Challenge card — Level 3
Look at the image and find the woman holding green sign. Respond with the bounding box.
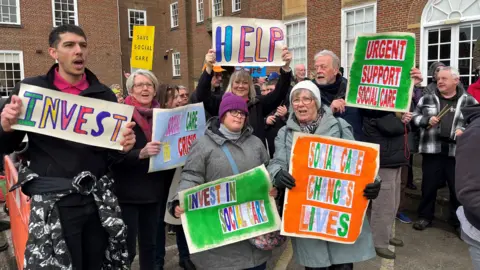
[171,93,278,270]
[267,80,381,270]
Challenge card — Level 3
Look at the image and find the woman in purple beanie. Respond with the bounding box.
[169,93,278,270]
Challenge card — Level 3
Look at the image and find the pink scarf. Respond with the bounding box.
[124,96,160,142]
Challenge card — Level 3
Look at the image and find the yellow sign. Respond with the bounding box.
[131,25,155,70]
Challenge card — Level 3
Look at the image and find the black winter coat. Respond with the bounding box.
[111,122,175,204]
[456,104,480,231]
[362,110,410,168]
[0,64,125,205]
[195,68,292,144]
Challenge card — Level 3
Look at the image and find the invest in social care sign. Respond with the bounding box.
[346,32,416,112]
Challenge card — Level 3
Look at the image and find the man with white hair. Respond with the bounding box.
[412,66,477,232]
[311,50,364,139]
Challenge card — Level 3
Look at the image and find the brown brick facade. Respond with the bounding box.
[0,0,122,89]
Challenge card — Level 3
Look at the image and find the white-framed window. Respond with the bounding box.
[128,9,147,39]
[0,51,24,98]
[0,0,20,25]
[212,0,223,17]
[341,3,376,79]
[232,0,241,12]
[170,2,179,28]
[52,0,78,27]
[286,19,307,75]
[421,0,480,87]
[196,0,204,23]
[172,52,181,77]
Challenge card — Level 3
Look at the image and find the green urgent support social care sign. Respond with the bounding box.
[178,165,281,253]
[346,32,416,112]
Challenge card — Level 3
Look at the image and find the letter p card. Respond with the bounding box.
[12,84,134,150]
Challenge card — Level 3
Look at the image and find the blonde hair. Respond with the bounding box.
[225,69,256,101]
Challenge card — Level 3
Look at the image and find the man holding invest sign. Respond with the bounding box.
[0,25,135,269]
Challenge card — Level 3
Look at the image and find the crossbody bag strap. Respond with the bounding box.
[220,144,240,175]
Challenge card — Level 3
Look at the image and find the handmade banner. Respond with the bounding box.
[148,103,206,172]
[131,25,155,70]
[345,32,416,112]
[282,133,379,244]
[213,17,286,67]
[179,165,281,253]
[12,84,134,150]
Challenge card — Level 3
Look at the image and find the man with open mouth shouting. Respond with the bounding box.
[0,24,136,269]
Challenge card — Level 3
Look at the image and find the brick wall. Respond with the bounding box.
[0,0,122,87]
[307,0,342,72]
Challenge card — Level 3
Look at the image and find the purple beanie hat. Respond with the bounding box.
[219,93,249,120]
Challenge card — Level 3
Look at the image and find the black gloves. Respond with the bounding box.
[364,176,382,200]
[273,170,296,189]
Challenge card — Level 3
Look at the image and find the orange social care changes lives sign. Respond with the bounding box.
[282,133,379,244]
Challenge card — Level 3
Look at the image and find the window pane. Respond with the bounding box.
[355,9,363,24]
[355,24,363,36]
[365,7,374,22]
[440,44,451,59]
[459,26,471,41]
[458,42,471,58]
[440,29,451,43]
[473,25,480,41]
[364,22,374,33]
[347,26,355,39]
[346,12,354,25]
[428,45,438,59]
[428,30,439,44]
[459,59,471,75]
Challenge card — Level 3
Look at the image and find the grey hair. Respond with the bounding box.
[126,69,159,93]
[437,66,460,80]
[177,85,187,91]
[314,50,340,69]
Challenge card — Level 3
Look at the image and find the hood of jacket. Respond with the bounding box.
[461,103,480,124]
[205,117,254,145]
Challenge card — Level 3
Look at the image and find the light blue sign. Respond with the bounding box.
[245,66,266,78]
[148,103,206,172]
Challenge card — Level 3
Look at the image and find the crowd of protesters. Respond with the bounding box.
[1,23,480,270]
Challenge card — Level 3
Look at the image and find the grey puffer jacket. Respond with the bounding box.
[268,105,376,268]
[173,117,271,270]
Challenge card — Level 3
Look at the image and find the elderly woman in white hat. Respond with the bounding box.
[267,80,381,270]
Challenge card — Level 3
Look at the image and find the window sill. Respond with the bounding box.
[232,10,241,14]
[172,75,181,78]
[170,26,179,31]
[0,23,23,29]
[196,21,204,26]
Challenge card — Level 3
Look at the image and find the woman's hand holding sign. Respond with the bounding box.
[1,95,23,132]
[139,141,162,159]
[120,122,136,152]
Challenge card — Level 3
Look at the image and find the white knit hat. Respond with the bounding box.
[290,80,322,108]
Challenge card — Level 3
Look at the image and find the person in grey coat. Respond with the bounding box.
[267,81,381,270]
[170,93,277,270]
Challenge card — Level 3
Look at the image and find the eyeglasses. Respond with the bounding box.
[134,82,154,89]
[292,97,314,105]
[228,110,246,118]
[178,93,189,99]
